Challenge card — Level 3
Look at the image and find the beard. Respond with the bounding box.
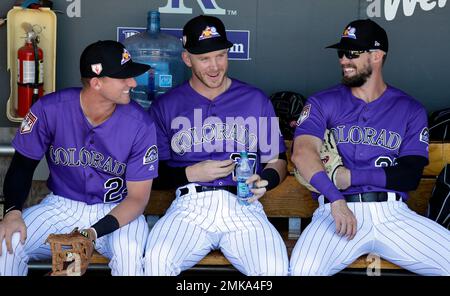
[341,64,373,87]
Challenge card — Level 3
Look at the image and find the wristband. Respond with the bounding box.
[91,214,120,239]
[309,171,344,203]
[260,168,281,191]
[4,205,21,216]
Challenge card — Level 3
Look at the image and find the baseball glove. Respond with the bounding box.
[294,129,343,192]
[46,227,94,276]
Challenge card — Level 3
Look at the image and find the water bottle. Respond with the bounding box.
[236,151,254,206]
[123,11,186,110]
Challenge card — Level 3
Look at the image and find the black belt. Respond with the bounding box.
[179,185,237,196]
[324,192,401,204]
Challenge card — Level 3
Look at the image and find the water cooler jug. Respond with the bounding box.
[123,11,186,110]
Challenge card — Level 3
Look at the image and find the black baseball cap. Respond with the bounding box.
[326,19,389,52]
[182,15,233,54]
[80,40,150,78]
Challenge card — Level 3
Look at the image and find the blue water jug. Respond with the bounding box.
[123,11,186,110]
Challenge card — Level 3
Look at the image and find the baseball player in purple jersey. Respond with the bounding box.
[143,15,289,276]
[290,19,450,276]
[0,40,158,276]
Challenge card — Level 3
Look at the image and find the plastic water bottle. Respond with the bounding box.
[123,11,186,110]
[236,151,254,206]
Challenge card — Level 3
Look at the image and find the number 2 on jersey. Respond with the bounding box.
[104,177,127,203]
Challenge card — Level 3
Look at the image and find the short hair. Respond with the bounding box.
[80,77,92,88]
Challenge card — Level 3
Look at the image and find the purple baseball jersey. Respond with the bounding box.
[13,88,159,205]
[150,79,285,187]
[295,84,429,199]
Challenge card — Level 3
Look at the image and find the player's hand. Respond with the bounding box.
[330,199,357,240]
[186,159,236,183]
[334,166,351,190]
[246,174,269,203]
[0,210,27,256]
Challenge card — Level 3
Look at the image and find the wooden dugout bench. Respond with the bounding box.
[79,141,450,273]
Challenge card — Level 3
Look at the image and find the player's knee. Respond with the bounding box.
[143,243,180,276]
[109,244,145,276]
[289,259,324,276]
[109,254,145,276]
[259,264,289,276]
[290,265,319,276]
[143,256,180,276]
[143,241,162,262]
[108,241,146,276]
[244,253,289,276]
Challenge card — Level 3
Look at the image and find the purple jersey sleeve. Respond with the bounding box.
[125,119,159,181]
[12,98,52,160]
[293,96,328,141]
[149,97,171,161]
[397,101,429,159]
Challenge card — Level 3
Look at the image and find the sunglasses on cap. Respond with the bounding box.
[337,49,375,59]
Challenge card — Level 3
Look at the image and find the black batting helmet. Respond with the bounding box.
[270,91,306,140]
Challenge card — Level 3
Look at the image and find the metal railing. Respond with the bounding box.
[0,144,14,156]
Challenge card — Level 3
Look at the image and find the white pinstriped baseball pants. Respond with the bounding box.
[0,193,149,276]
[290,194,450,276]
[144,183,289,276]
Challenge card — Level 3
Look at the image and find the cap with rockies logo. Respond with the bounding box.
[182,15,233,54]
[79,40,151,78]
[326,19,389,52]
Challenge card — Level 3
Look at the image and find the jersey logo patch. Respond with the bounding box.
[143,145,158,165]
[91,63,103,75]
[420,127,429,144]
[20,111,38,134]
[296,104,311,126]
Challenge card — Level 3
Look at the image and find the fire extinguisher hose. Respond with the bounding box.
[32,37,40,104]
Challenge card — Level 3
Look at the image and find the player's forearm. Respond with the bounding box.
[108,180,152,226]
[3,152,40,215]
[292,135,345,202]
[291,136,324,182]
[109,195,149,226]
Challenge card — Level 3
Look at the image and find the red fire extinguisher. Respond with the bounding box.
[17,31,44,117]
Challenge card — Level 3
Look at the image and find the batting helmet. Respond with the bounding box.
[270,91,306,140]
[427,164,450,230]
[429,107,450,141]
